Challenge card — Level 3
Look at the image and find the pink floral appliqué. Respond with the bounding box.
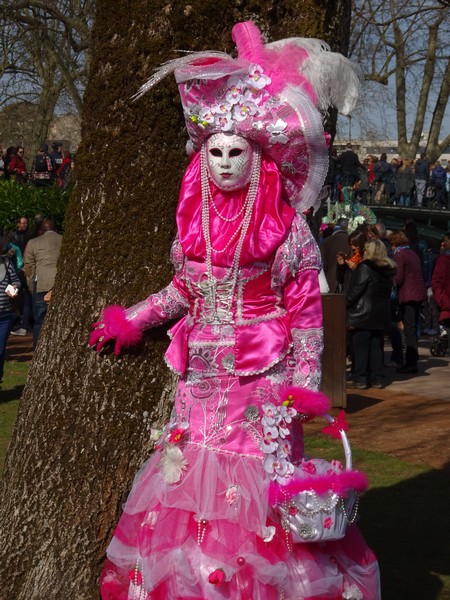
[167,422,189,444]
[323,516,333,529]
[301,460,317,475]
[208,568,225,587]
[225,485,240,505]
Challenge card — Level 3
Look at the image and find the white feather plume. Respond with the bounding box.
[132,51,231,100]
[158,445,188,484]
[266,38,362,115]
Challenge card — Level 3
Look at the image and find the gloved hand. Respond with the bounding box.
[89,305,143,355]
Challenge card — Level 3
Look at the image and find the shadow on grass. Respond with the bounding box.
[359,463,450,600]
[0,385,25,404]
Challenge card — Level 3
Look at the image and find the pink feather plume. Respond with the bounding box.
[280,387,331,417]
[232,21,265,64]
[269,470,369,505]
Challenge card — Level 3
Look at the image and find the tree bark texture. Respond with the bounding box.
[0,1,350,598]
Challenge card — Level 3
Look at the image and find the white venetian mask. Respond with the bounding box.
[205,133,254,191]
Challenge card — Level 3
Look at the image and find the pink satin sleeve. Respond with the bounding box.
[124,277,190,331]
[284,270,323,390]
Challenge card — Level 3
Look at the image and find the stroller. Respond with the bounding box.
[430,326,449,357]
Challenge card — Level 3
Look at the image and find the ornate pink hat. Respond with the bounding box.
[135,22,361,214]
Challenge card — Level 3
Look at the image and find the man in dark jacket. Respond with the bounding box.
[431,161,447,208]
[49,142,63,175]
[337,144,364,186]
[320,217,351,293]
[12,216,34,255]
[31,144,54,187]
[414,153,429,207]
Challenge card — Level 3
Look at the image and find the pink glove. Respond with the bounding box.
[90,305,143,355]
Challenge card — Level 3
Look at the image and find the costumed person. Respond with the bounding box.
[91,21,380,600]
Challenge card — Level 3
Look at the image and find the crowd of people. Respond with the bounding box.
[0,215,62,387]
[328,144,450,209]
[0,143,73,190]
[320,217,450,390]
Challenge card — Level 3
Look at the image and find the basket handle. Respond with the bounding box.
[321,413,352,471]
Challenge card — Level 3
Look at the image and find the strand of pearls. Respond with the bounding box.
[133,559,146,600]
[340,493,360,524]
[201,142,261,277]
[208,186,250,222]
[197,517,208,545]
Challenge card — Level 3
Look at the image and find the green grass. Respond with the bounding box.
[1,371,449,599]
[0,361,29,477]
[305,435,450,600]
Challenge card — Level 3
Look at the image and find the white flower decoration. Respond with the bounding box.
[277,439,292,458]
[199,107,215,124]
[226,79,246,105]
[279,405,297,423]
[261,525,276,542]
[342,583,363,600]
[263,454,294,483]
[267,119,289,144]
[234,99,259,122]
[158,445,188,484]
[260,430,279,454]
[215,113,233,131]
[247,64,271,90]
[277,419,290,439]
[212,101,232,114]
[261,403,280,427]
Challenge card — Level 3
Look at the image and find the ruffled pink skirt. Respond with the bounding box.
[100,350,380,599]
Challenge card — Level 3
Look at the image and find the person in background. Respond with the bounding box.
[346,239,396,390]
[0,233,21,387]
[446,165,450,207]
[56,151,72,189]
[31,143,54,187]
[320,217,351,293]
[372,153,392,204]
[413,153,429,207]
[431,160,447,209]
[337,143,364,186]
[432,232,450,346]
[12,216,34,255]
[8,146,28,184]
[389,230,427,374]
[49,142,63,175]
[358,157,370,203]
[2,147,16,181]
[375,222,391,253]
[396,159,414,207]
[24,218,62,348]
[337,227,374,378]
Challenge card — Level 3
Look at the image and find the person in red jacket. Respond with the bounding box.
[432,232,450,344]
[56,150,72,189]
[7,146,28,184]
[389,229,427,373]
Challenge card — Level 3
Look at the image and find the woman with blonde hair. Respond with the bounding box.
[346,239,396,389]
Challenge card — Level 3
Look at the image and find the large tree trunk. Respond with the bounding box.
[0,1,351,598]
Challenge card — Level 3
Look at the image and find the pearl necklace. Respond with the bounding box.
[200,142,261,323]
